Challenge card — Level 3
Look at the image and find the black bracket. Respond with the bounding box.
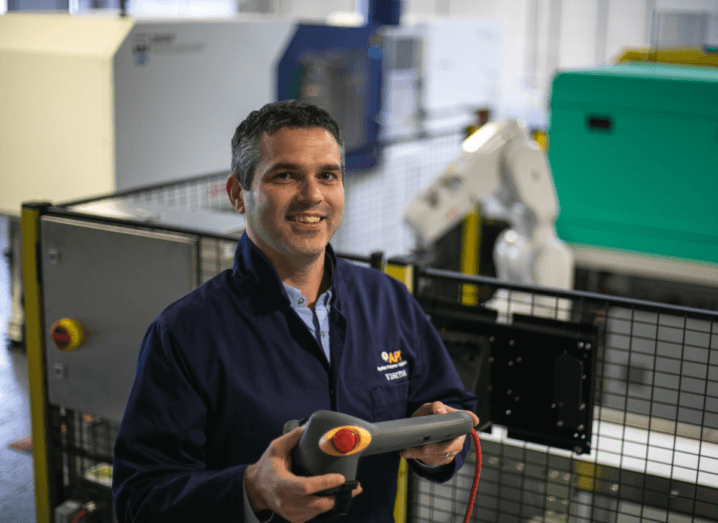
[489,314,598,454]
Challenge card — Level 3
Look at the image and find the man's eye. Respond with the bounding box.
[320,172,339,181]
[275,172,292,180]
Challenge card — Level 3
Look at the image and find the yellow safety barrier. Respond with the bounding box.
[22,203,52,523]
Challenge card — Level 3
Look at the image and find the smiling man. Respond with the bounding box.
[112,101,477,523]
[226,123,344,310]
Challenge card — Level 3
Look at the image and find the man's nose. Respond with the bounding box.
[297,177,323,203]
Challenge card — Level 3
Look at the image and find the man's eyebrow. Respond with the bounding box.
[267,162,342,172]
[319,163,342,172]
[267,162,302,172]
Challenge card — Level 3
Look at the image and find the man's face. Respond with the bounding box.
[236,126,344,264]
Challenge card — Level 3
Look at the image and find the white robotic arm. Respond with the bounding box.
[403,120,511,246]
[403,119,574,290]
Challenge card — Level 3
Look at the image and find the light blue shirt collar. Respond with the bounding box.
[282,283,333,363]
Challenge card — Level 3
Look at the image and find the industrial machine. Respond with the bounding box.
[548,61,718,307]
[278,16,501,167]
[0,12,294,210]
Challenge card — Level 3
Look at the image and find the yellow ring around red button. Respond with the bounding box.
[318,425,372,457]
[50,318,87,352]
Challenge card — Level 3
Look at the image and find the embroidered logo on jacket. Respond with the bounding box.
[378,351,408,381]
[381,351,402,364]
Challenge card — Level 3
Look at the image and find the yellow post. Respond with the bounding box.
[384,261,413,523]
[385,264,413,294]
[460,207,481,305]
[532,129,548,151]
[21,203,52,523]
[393,457,409,523]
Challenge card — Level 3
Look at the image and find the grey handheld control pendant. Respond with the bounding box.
[283,410,474,519]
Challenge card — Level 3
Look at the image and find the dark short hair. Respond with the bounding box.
[231,100,345,189]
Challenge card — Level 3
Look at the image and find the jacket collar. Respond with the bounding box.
[232,232,338,306]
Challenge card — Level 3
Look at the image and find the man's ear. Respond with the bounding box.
[226,173,246,214]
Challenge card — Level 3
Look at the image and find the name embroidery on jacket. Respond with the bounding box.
[378,351,408,381]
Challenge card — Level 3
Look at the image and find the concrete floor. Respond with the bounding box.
[0,215,36,522]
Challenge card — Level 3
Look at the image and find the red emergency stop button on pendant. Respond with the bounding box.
[319,425,372,456]
[332,428,358,453]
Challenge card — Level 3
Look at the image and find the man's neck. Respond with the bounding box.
[271,252,327,310]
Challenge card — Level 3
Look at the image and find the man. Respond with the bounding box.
[112,100,478,523]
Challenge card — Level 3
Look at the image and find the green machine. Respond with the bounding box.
[548,62,718,300]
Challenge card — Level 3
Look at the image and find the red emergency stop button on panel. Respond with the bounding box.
[50,319,88,352]
[332,428,358,453]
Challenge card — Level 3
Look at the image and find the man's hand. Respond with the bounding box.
[399,402,480,467]
[244,426,363,523]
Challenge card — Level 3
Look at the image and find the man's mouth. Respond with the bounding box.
[288,214,324,224]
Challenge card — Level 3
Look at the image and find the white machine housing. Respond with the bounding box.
[404,119,574,292]
[378,18,502,139]
[0,12,295,215]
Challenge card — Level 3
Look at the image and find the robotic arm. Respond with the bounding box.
[404,119,574,290]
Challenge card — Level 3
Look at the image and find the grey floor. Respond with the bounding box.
[0,215,36,522]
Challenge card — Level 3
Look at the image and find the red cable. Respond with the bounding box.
[70,509,87,523]
[463,429,482,523]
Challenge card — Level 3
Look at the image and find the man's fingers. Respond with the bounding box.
[249,429,364,522]
[423,438,465,455]
[433,402,450,414]
[273,474,356,521]
[404,403,480,466]
[468,411,480,427]
[300,473,348,496]
[429,404,480,428]
[400,447,421,459]
[400,435,466,461]
[412,402,480,428]
[412,401,448,417]
[303,493,336,516]
[275,493,335,523]
[273,426,306,454]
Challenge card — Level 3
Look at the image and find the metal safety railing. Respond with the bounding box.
[408,269,718,523]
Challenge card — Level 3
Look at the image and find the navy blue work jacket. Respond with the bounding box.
[113,233,476,522]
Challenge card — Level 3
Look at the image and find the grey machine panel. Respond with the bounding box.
[41,217,198,422]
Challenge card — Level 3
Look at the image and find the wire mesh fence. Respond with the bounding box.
[62,129,466,259]
[335,131,465,257]
[410,269,718,523]
[50,405,120,522]
[68,171,233,213]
